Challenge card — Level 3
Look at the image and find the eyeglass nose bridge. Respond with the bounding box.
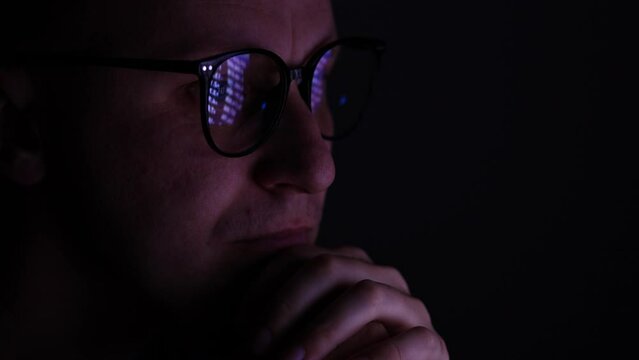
[287,67,313,111]
[290,67,304,83]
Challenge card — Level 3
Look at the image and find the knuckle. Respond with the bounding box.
[355,279,386,307]
[383,265,401,277]
[334,245,371,261]
[413,326,448,356]
[365,321,389,338]
[437,336,450,360]
[381,265,411,293]
[309,253,342,277]
[407,296,432,324]
[413,325,432,340]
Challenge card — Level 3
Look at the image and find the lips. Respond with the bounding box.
[233,227,312,251]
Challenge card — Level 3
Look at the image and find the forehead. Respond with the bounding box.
[80,0,337,64]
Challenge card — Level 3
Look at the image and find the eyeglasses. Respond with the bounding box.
[5,37,385,157]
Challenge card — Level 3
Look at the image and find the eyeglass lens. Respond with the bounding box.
[206,53,283,154]
[311,44,378,139]
[205,43,378,155]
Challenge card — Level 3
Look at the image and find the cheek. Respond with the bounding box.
[75,82,251,299]
[91,139,246,299]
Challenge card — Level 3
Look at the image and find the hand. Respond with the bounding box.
[233,244,449,360]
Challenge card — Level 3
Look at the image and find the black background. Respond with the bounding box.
[319,1,636,359]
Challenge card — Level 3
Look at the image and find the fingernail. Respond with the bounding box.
[283,346,305,360]
[253,327,272,355]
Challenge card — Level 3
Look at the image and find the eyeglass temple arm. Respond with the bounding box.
[1,54,200,74]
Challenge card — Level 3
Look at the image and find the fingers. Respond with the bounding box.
[233,245,373,343]
[280,279,432,360]
[347,326,449,360]
[232,244,438,360]
[261,256,410,350]
[246,245,373,305]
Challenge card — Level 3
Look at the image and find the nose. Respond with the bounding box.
[252,84,336,194]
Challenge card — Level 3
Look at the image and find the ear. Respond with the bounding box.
[0,70,45,186]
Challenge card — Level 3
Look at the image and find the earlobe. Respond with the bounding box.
[0,86,45,186]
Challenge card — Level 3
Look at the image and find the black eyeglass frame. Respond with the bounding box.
[2,37,386,157]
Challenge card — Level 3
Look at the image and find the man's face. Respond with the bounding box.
[40,0,337,307]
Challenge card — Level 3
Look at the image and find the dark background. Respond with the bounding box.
[319,1,636,359]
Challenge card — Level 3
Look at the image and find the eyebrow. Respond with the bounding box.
[158,30,339,63]
[149,35,239,61]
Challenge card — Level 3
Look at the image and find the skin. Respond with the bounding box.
[0,0,448,358]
